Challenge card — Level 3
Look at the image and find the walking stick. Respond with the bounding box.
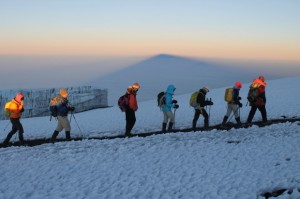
[173,108,176,129]
[72,114,84,138]
[208,98,212,122]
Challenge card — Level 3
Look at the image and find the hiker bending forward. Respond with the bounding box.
[51,88,75,142]
[192,87,213,131]
[161,85,179,133]
[3,93,25,146]
[222,82,243,126]
[125,83,140,136]
[247,76,267,123]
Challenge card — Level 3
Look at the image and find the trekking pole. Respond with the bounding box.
[72,114,84,138]
[173,108,176,129]
[227,112,234,123]
[70,112,73,124]
[208,98,212,121]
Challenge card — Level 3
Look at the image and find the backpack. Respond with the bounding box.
[118,94,129,112]
[49,97,59,117]
[247,86,259,103]
[4,101,11,118]
[157,92,166,108]
[224,88,234,102]
[189,91,200,107]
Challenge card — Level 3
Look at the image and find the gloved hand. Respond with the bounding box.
[172,99,178,104]
[70,107,75,111]
[174,104,179,109]
[206,101,213,106]
[238,97,242,100]
[238,102,243,108]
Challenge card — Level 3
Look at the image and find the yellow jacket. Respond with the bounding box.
[5,99,24,119]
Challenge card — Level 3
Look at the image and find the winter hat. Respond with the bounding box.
[60,88,68,98]
[202,87,209,93]
[259,76,265,82]
[127,86,133,93]
[15,93,24,103]
[132,83,140,91]
[235,82,242,89]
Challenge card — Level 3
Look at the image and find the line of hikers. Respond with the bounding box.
[2,76,267,146]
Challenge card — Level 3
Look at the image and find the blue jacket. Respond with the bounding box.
[162,85,175,112]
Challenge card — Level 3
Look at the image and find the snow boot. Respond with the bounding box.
[162,123,167,133]
[204,120,209,130]
[125,131,132,137]
[51,130,59,143]
[18,132,25,145]
[192,121,197,132]
[168,122,173,132]
[235,117,242,126]
[65,131,71,141]
[221,116,228,127]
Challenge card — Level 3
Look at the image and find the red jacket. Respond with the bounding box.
[126,91,138,111]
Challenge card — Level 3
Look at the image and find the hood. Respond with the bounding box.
[166,84,176,95]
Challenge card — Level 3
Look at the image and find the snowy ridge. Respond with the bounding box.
[0,77,300,199]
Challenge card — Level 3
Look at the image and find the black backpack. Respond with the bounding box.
[157,92,166,108]
[118,94,129,112]
[49,105,58,117]
[247,86,259,103]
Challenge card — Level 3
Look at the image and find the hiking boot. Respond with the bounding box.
[167,122,173,132]
[65,131,71,141]
[125,132,132,137]
[51,130,59,143]
[235,117,242,126]
[162,123,167,133]
[222,116,228,127]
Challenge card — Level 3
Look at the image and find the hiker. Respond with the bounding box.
[124,83,140,136]
[50,88,75,142]
[222,82,243,127]
[191,87,213,131]
[246,76,267,124]
[161,84,179,133]
[3,93,25,146]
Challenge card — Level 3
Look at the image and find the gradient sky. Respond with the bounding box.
[0,0,300,61]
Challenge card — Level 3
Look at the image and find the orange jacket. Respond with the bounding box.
[127,93,138,111]
[5,99,24,119]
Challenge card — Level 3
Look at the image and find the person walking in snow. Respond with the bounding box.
[191,87,213,131]
[124,83,140,136]
[50,88,75,142]
[3,93,25,146]
[221,82,243,127]
[246,76,268,124]
[161,84,179,133]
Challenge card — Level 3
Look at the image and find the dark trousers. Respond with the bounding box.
[193,109,209,129]
[3,118,24,144]
[125,109,136,134]
[247,105,267,123]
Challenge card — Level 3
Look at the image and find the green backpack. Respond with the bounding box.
[189,92,199,107]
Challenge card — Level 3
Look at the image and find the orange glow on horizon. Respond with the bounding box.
[0,38,299,62]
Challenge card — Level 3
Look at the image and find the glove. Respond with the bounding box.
[172,100,178,104]
[70,107,75,111]
[238,102,243,108]
[174,104,179,109]
[238,97,242,100]
[206,101,213,106]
